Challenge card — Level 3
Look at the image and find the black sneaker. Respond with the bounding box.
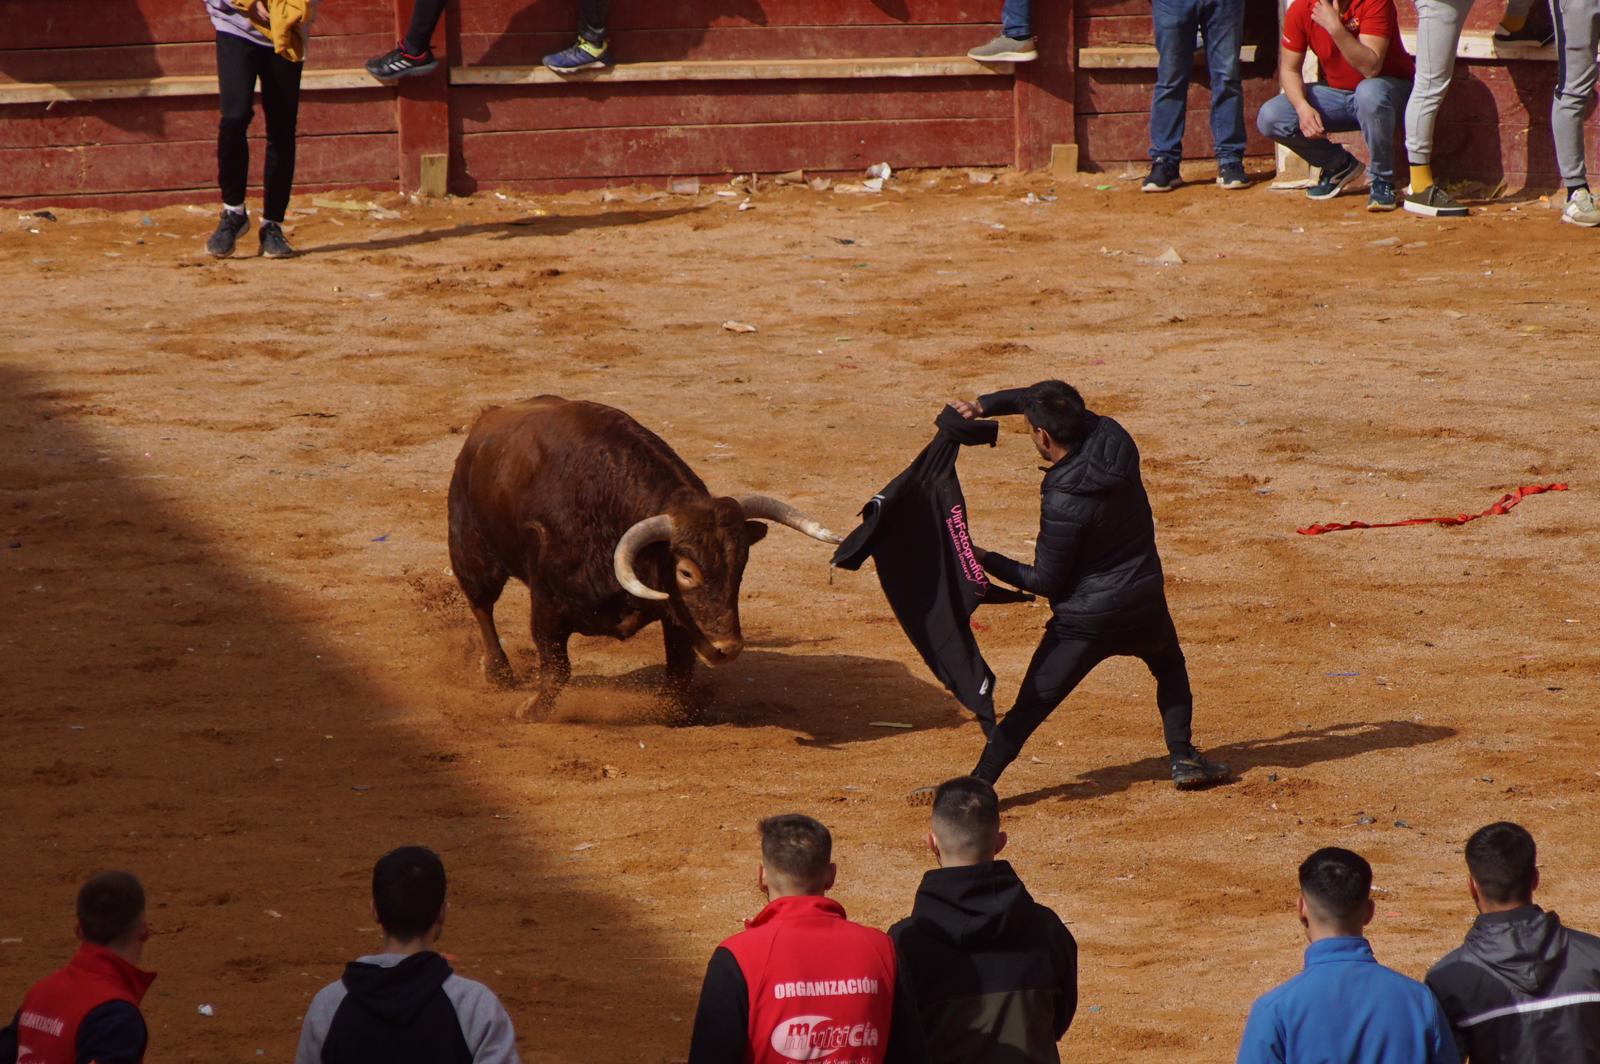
[1171,746,1230,790]
[205,209,249,258]
[1307,152,1363,200]
[1142,159,1182,193]
[1403,183,1470,218]
[259,221,295,259]
[365,45,439,81]
[1494,20,1554,45]
[1217,160,1250,189]
[1367,178,1398,212]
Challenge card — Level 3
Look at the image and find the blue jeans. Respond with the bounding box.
[1002,0,1031,38]
[1256,78,1411,182]
[1150,0,1246,163]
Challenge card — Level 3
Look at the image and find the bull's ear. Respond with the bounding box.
[744,520,770,545]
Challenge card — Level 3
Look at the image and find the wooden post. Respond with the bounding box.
[394,0,450,194]
[1014,0,1076,171]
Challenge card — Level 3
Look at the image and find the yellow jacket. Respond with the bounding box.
[227,0,313,62]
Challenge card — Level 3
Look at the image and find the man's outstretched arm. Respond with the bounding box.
[950,389,1027,420]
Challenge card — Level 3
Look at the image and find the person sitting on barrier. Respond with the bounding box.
[687,814,925,1064]
[0,871,156,1064]
[367,0,612,80]
[1236,847,1459,1064]
[205,0,320,258]
[890,777,1078,1064]
[1256,0,1414,212]
[294,846,520,1064]
[967,0,1039,63]
[1425,821,1600,1062]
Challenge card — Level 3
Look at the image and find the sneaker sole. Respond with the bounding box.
[906,786,936,807]
[1174,775,1230,791]
[1217,179,1250,189]
[1561,212,1600,227]
[206,245,235,259]
[968,50,1038,61]
[1367,200,1398,213]
[1402,198,1469,218]
[545,59,612,73]
[1142,182,1180,193]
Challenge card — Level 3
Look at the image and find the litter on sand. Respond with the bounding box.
[721,320,759,333]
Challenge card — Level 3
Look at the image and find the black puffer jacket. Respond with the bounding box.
[1425,905,1600,1064]
[975,389,1167,634]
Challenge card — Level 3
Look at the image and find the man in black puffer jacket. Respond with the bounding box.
[1426,821,1600,1063]
[950,380,1228,790]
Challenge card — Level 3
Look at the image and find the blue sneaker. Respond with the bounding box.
[543,37,612,73]
[1367,178,1397,212]
[1307,152,1362,201]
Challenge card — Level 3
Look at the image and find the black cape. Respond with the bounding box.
[832,407,1030,725]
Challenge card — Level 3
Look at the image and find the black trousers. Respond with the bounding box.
[973,610,1195,783]
[403,0,610,53]
[216,32,302,224]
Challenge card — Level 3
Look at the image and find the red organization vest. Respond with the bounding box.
[720,895,900,1064]
[15,944,155,1064]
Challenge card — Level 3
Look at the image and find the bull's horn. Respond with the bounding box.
[614,514,674,601]
[737,495,842,545]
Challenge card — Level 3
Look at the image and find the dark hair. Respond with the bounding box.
[1021,380,1089,447]
[77,871,146,946]
[1466,822,1537,904]
[1298,847,1372,922]
[372,846,447,940]
[759,814,832,889]
[930,776,1000,859]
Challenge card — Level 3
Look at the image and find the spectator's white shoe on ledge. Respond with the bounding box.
[968,35,1038,62]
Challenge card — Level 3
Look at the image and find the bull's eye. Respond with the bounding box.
[676,563,702,589]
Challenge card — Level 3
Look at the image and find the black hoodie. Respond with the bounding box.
[1426,905,1600,1064]
[974,389,1168,635]
[296,951,520,1064]
[889,862,1077,1064]
[832,407,1031,725]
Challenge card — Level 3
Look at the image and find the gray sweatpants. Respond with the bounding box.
[1405,0,1476,164]
[1552,0,1600,186]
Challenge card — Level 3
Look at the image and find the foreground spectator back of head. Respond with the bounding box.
[0,871,155,1064]
[295,846,520,1064]
[1238,847,1459,1064]
[688,814,926,1064]
[890,776,1077,1064]
[1426,822,1600,1063]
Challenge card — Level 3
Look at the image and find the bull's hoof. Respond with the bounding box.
[514,695,555,723]
[482,657,517,690]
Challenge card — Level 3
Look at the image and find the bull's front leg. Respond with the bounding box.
[661,622,701,722]
[516,616,572,723]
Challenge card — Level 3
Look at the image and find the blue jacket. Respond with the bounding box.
[1238,937,1461,1064]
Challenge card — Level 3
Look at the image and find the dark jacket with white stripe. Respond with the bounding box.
[889,861,1076,1064]
[1426,905,1600,1064]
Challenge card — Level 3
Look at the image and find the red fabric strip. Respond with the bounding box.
[1297,483,1569,536]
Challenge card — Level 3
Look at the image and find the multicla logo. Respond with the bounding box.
[769,1015,882,1061]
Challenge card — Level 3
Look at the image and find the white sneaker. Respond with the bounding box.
[1562,187,1600,227]
[967,34,1038,61]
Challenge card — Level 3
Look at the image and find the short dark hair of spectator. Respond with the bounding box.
[372,846,448,940]
[1466,822,1538,904]
[1298,847,1372,923]
[931,776,1000,861]
[1022,380,1089,447]
[77,872,146,946]
[759,814,832,891]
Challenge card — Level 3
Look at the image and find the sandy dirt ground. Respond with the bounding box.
[3,168,1598,1063]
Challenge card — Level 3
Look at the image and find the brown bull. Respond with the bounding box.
[447,396,840,720]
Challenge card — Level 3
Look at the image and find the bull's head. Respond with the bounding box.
[612,496,841,666]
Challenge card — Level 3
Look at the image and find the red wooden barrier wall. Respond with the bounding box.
[0,0,1588,208]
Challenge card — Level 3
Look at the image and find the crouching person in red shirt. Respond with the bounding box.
[0,872,156,1064]
[688,815,927,1064]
